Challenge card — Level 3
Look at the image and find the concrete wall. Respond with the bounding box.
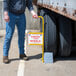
[25,5,40,30]
[0,1,6,30]
[0,1,2,29]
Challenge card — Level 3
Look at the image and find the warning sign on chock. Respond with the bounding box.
[28,33,43,45]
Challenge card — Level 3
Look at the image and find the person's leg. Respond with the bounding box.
[16,13,26,55]
[3,12,16,56]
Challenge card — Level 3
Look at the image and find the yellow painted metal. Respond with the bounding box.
[38,16,44,63]
[28,32,43,34]
[28,16,44,63]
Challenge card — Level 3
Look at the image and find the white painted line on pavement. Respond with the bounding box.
[17,60,25,76]
[17,34,28,76]
[25,38,27,54]
[17,30,28,76]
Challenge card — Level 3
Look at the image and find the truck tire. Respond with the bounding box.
[58,16,72,56]
[40,9,57,56]
[40,9,45,32]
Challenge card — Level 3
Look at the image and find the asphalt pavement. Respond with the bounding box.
[0,30,76,76]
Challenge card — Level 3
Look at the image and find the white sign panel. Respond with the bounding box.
[28,33,43,45]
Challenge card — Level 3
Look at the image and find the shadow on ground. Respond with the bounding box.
[9,51,76,63]
[28,53,42,60]
[55,51,76,62]
[9,53,42,63]
[9,58,20,63]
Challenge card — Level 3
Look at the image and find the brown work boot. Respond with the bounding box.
[3,56,9,64]
[20,54,28,60]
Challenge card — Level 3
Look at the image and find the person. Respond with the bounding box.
[3,0,38,63]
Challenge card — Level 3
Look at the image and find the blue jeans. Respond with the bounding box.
[3,12,26,56]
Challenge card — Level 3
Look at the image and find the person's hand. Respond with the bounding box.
[4,11,10,22]
[31,10,38,18]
